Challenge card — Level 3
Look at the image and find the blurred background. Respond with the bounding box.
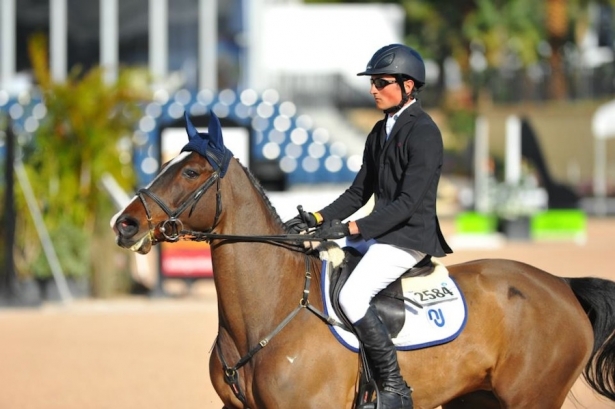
[1,1,615,408]
[1,0,615,302]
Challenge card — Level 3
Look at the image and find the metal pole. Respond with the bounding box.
[1,0,16,90]
[2,119,16,296]
[149,0,168,88]
[242,0,264,91]
[14,158,72,304]
[593,138,607,216]
[100,0,119,84]
[505,115,522,185]
[50,0,67,83]
[474,116,490,213]
[198,0,217,92]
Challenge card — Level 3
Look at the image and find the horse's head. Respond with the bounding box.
[112,112,233,254]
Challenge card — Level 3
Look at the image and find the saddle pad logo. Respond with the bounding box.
[428,308,446,327]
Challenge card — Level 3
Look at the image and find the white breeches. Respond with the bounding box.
[339,241,425,323]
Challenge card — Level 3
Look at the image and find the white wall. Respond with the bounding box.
[269,187,373,222]
[257,4,405,91]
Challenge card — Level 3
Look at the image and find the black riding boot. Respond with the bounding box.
[353,306,413,409]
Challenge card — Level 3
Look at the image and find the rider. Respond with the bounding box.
[286,44,452,409]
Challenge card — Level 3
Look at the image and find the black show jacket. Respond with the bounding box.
[318,100,452,257]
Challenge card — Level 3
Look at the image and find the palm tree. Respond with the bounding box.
[18,34,151,295]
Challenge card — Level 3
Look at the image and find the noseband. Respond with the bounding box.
[137,171,222,242]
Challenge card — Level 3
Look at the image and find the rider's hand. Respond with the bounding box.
[283,210,320,234]
[314,220,350,240]
[284,217,307,234]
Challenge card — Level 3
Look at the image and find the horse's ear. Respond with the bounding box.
[181,110,233,177]
[183,111,224,148]
[185,111,200,141]
[207,111,224,150]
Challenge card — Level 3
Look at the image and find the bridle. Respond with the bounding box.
[137,170,222,243]
[136,168,320,248]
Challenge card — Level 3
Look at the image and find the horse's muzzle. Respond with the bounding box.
[115,215,140,239]
[114,215,153,254]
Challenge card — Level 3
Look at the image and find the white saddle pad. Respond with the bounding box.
[319,258,467,352]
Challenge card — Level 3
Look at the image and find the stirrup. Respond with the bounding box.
[354,370,377,409]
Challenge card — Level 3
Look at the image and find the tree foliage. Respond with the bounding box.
[15,34,151,279]
[306,0,614,92]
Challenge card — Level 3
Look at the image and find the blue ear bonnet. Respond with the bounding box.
[181,111,233,177]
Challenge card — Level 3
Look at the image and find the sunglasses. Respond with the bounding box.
[370,78,397,90]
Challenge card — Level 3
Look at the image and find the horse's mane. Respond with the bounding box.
[236,159,322,286]
[236,158,286,229]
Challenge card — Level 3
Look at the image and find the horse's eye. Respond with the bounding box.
[183,169,199,179]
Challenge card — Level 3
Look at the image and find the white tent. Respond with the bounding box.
[591,100,615,215]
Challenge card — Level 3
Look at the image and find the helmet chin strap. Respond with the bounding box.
[383,76,411,115]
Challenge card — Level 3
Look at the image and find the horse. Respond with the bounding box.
[112,114,615,409]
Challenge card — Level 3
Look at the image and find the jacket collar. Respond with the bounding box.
[385,99,422,141]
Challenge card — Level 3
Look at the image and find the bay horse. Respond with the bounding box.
[112,114,615,409]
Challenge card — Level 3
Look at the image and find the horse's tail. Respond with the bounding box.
[567,276,615,401]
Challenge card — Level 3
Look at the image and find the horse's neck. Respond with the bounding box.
[211,162,314,344]
[218,161,285,237]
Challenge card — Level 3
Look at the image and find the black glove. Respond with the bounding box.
[300,210,319,228]
[314,220,350,240]
[284,217,307,234]
[283,210,319,234]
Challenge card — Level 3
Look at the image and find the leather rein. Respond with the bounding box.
[137,170,319,248]
[135,170,336,408]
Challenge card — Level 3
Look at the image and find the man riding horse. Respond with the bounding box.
[286,44,452,409]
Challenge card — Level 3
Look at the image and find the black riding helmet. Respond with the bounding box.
[358,44,426,114]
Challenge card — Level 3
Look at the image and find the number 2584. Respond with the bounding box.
[417,287,454,301]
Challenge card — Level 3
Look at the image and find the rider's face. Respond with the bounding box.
[370,75,414,112]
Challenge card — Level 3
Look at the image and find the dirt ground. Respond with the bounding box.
[1,217,615,409]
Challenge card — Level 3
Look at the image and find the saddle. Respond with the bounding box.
[329,247,435,337]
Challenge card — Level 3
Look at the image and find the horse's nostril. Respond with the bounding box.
[116,215,139,239]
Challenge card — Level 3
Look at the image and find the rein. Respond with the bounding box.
[181,230,324,250]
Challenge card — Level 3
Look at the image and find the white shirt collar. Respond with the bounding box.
[385,99,416,137]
